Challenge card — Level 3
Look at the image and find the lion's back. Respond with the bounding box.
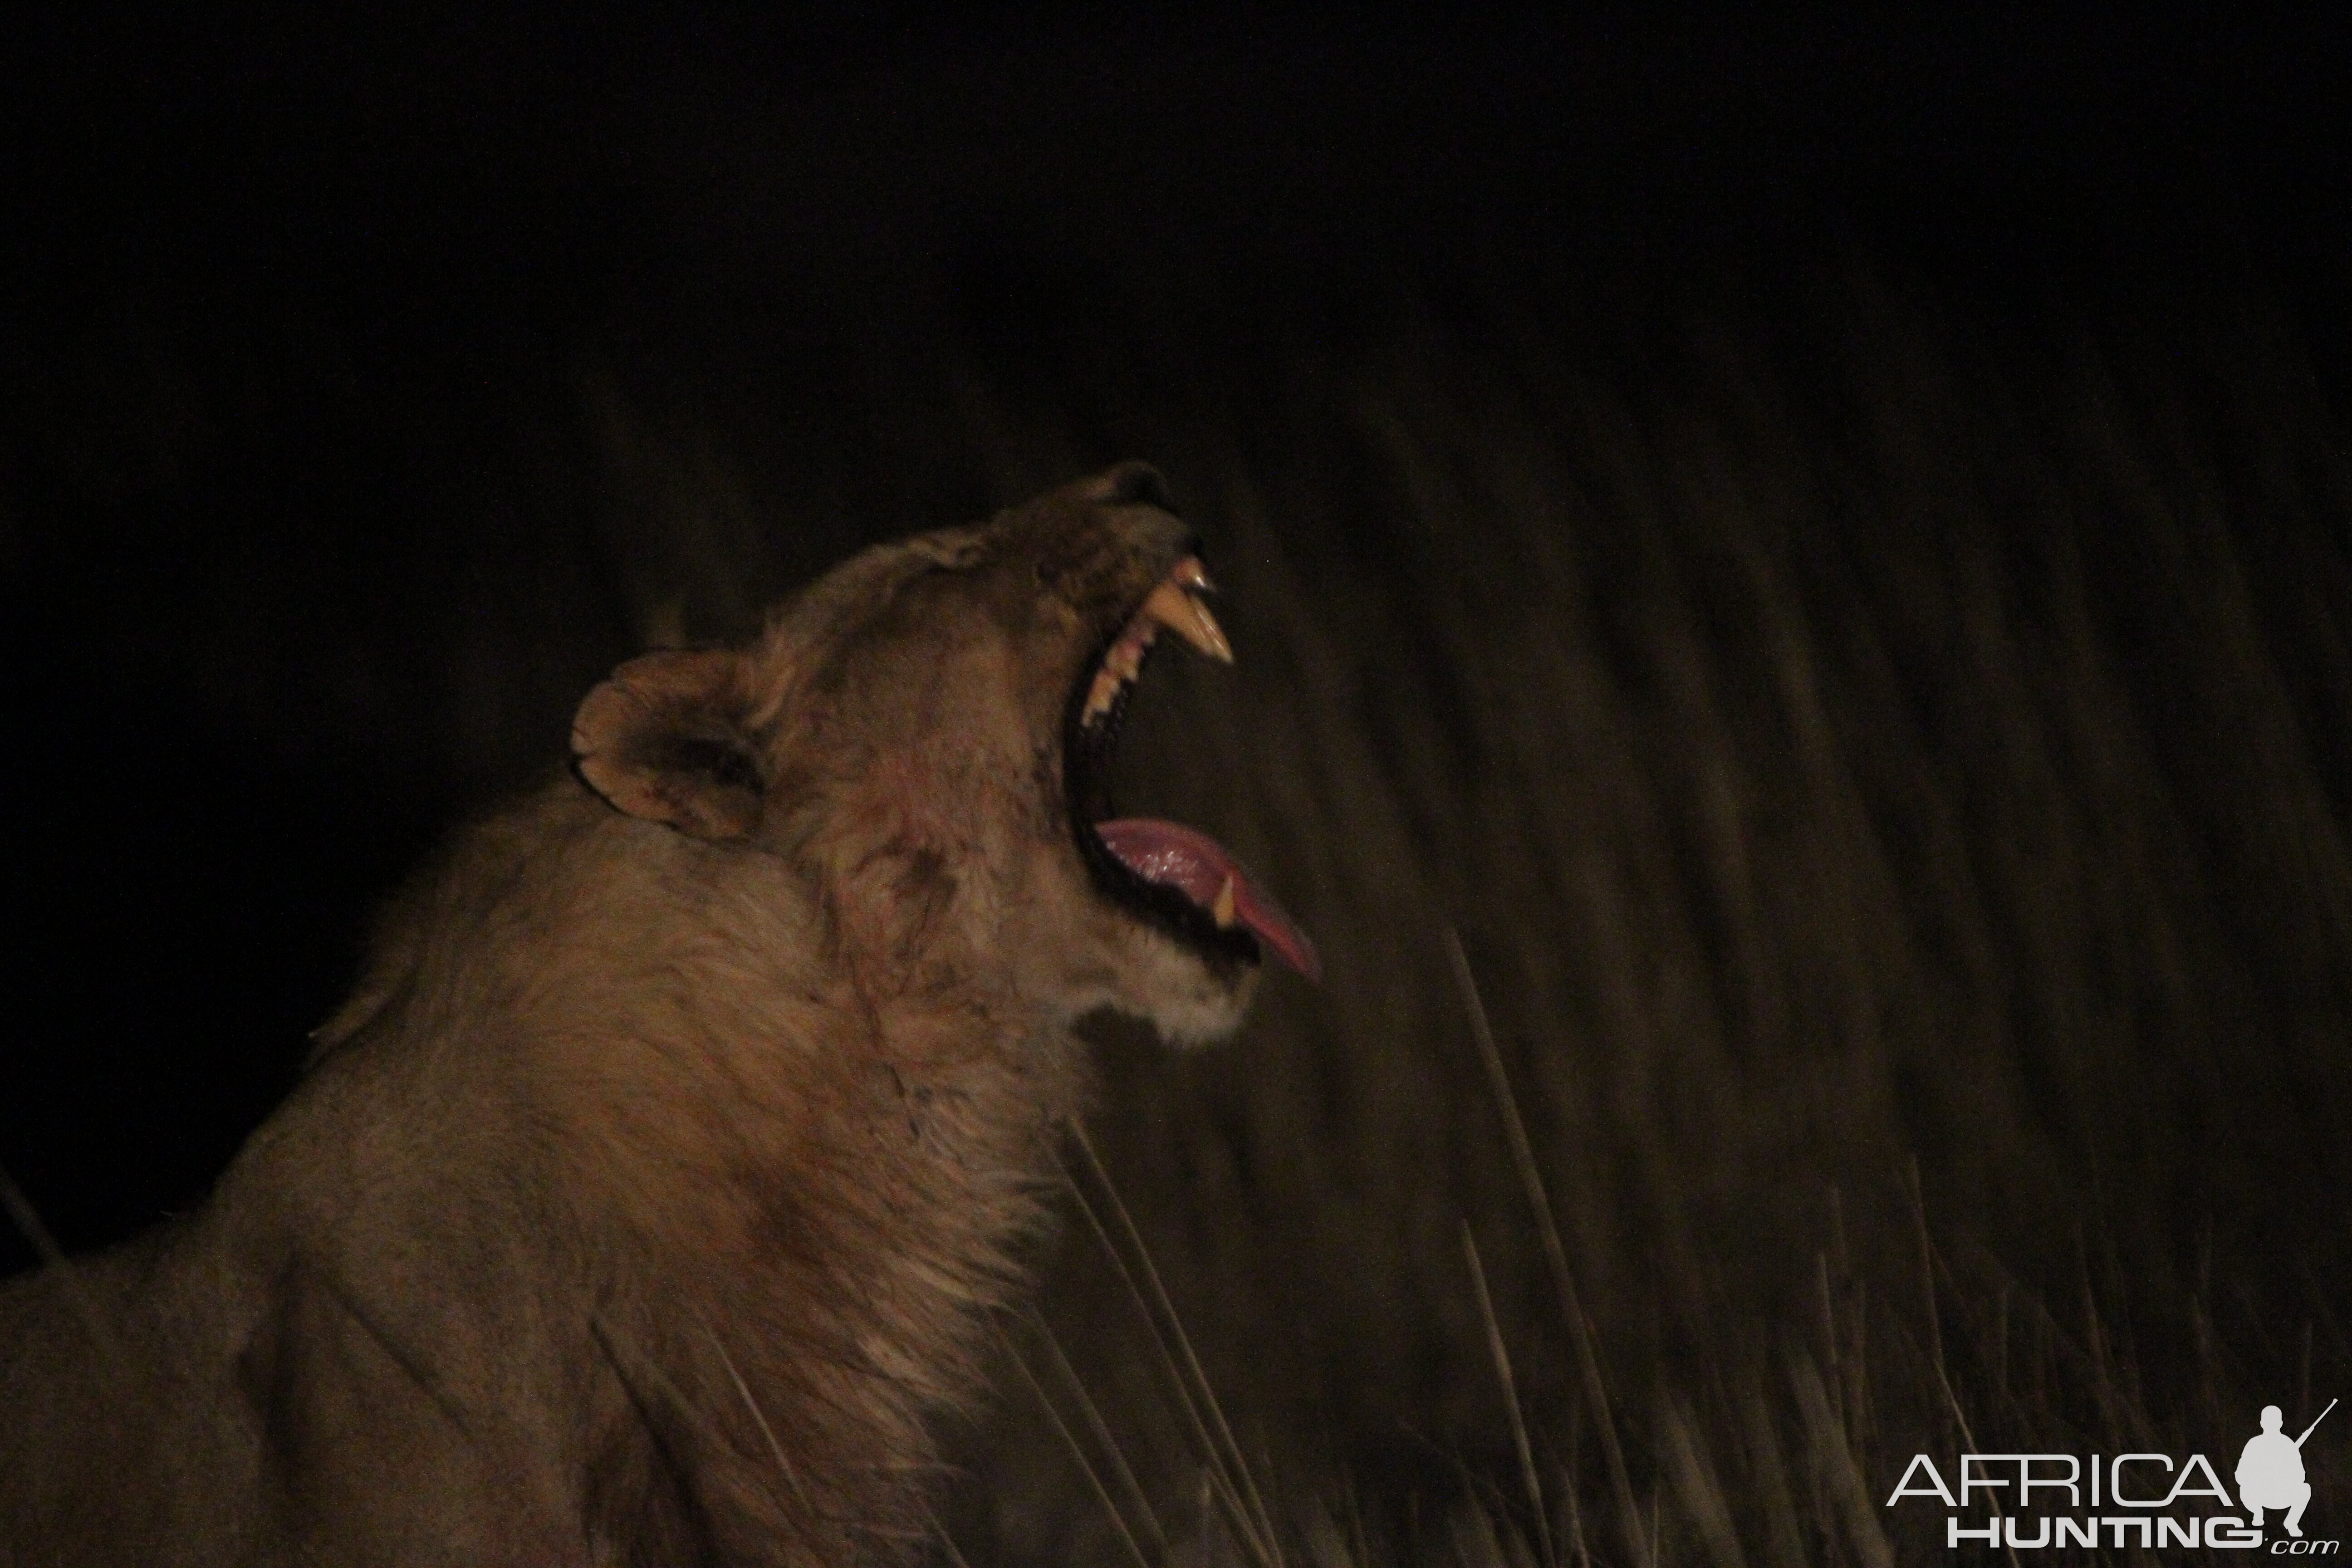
[0,1227,269,1564]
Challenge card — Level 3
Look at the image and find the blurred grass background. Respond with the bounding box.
[931,278,2352,1565]
[5,10,2352,1563]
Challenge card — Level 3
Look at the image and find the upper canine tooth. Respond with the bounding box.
[1142,580,1233,664]
[1211,875,1237,928]
[1171,557,1216,593]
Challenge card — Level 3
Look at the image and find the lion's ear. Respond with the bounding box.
[571,649,765,841]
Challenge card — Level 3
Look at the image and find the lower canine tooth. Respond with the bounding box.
[1212,875,1237,928]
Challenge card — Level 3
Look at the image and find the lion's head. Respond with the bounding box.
[569,461,1315,1047]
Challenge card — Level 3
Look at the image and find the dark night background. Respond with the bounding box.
[6,6,2352,1560]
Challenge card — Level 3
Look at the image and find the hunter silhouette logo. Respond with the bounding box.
[1885,1398,2337,1551]
[2242,1401,2334,1539]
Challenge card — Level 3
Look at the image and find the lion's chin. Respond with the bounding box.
[1095,925,1262,1049]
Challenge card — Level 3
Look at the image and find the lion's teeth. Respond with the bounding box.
[1142,580,1233,664]
[1081,564,1228,728]
[1082,668,1122,726]
[1212,874,1237,928]
[1105,632,1147,682]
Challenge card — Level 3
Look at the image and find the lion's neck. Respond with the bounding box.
[515,826,1093,1560]
[280,792,1096,1563]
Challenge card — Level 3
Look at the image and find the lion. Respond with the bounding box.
[0,463,1316,1566]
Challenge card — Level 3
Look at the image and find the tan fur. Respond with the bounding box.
[0,464,1263,1566]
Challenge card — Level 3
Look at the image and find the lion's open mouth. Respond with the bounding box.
[1063,557,1320,981]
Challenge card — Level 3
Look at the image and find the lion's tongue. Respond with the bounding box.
[1093,818,1320,981]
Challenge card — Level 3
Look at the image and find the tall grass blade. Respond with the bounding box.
[1036,1314,1174,1564]
[1461,1221,1558,1568]
[1661,1402,1747,1568]
[1067,1124,1284,1568]
[1906,1164,2019,1568]
[1446,929,1646,1567]
[1790,1358,1892,1568]
[1001,1324,1156,1568]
